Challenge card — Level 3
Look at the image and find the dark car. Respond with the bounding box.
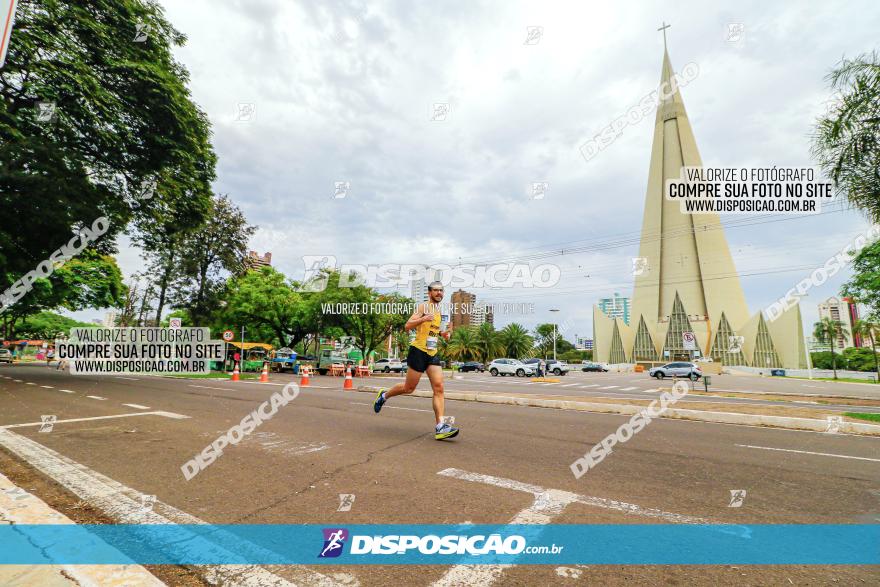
[458,361,485,372]
[581,362,609,372]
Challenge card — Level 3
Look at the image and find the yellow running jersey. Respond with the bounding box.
[411,305,442,356]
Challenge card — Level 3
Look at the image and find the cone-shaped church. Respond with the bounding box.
[592,47,806,369]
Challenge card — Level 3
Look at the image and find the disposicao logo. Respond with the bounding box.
[319,528,349,558]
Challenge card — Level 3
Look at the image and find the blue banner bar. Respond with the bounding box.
[0,524,876,565]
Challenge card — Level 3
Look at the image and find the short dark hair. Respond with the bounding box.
[428,281,444,291]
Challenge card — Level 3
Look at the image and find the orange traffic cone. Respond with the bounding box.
[259,362,269,383]
[343,366,353,390]
[299,365,310,387]
[231,362,240,382]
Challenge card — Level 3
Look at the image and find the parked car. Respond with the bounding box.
[581,361,609,372]
[458,361,485,372]
[488,358,535,377]
[373,357,404,373]
[648,362,702,380]
[0,349,12,364]
[545,360,570,375]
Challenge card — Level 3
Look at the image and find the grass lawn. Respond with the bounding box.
[786,376,879,384]
[163,372,259,380]
[844,412,880,423]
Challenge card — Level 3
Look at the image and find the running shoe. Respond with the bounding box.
[434,422,459,440]
[373,389,386,413]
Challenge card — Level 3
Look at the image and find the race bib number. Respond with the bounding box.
[426,336,438,350]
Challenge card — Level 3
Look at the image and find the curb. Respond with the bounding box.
[357,385,880,437]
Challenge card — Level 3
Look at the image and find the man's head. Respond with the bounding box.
[428,281,444,303]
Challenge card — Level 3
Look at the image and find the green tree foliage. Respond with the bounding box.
[13,311,93,340]
[445,326,478,361]
[499,323,533,359]
[812,51,880,221]
[474,322,503,362]
[813,318,849,379]
[842,241,880,313]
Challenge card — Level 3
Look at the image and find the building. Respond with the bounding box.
[472,303,494,327]
[243,251,272,271]
[102,311,118,328]
[451,289,476,328]
[805,336,832,353]
[598,293,631,326]
[817,297,862,349]
[593,42,805,368]
[409,266,447,305]
[576,336,594,351]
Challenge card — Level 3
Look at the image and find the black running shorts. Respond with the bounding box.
[406,345,441,373]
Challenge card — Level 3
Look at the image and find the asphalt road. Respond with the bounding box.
[0,363,878,586]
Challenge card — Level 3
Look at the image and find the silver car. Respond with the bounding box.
[488,358,535,377]
[0,349,12,364]
[648,362,702,380]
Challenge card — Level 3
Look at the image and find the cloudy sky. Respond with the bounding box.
[72,0,878,341]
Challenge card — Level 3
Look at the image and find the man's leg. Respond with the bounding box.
[424,365,445,425]
[384,368,422,399]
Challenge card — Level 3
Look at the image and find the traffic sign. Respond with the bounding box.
[682,331,696,350]
[169,317,182,329]
[223,330,235,342]
[1,1,18,69]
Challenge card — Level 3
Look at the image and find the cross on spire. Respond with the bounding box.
[657,21,671,50]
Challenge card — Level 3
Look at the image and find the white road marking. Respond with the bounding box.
[40,385,54,389]
[0,471,164,586]
[350,401,433,413]
[599,385,619,389]
[620,387,638,391]
[735,444,880,462]
[114,376,140,381]
[581,384,599,388]
[541,383,558,387]
[25,382,36,385]
[0,428,350,587]
[0,411,190,429]
[59,389,75,393]
[86,395,106,400]
[434,468,709,586]
[13,379,22,383]
[122,403,151,410]
[561,383,579,387]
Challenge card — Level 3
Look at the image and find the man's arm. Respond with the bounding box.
[404,302,434,331]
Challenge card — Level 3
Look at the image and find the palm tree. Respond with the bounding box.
[393,330,410,357]
[813,318,849,379]
[812,51,880,221]
[500,323,533,359]
[474,322,503,363]
[446,326,478,361]
[851,318,880,382]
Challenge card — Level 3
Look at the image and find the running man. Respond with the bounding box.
[373,281,459,440]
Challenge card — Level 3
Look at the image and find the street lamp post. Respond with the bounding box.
[550,308,560,361]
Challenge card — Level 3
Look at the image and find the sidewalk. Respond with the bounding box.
[0,471,164,586]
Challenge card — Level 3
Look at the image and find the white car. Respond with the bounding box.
[488,358,535,377]
[373,358,404,373]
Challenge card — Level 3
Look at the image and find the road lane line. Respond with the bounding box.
[434,468,710,586]
[25,382,36,385]
[0,428,348,587]
[1,411,190,429]
[13,379,22,383]
[600,385,619,389]
[122,403,151,410]
[59,389,75,393]
[581,384,599,388]
[114,377,139,381]
[350,401,432,413]
[40,385,54,389]
[735,444,880,462]
[561,383,579,387]
[620,387,638,391]
[86,395,106,400]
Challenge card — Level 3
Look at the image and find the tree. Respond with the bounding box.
[851,318,880,381]
[13,311,93,340]
[177,194,254,325]
[445,326,478,361]
[499,323,533,359]
[0,252,125,339]
[474,322,503,363]
[842,242,880,312]
[221,267,318,347]
[1,0,216,281]
[813,318,849,379]
[812,51,880,220]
